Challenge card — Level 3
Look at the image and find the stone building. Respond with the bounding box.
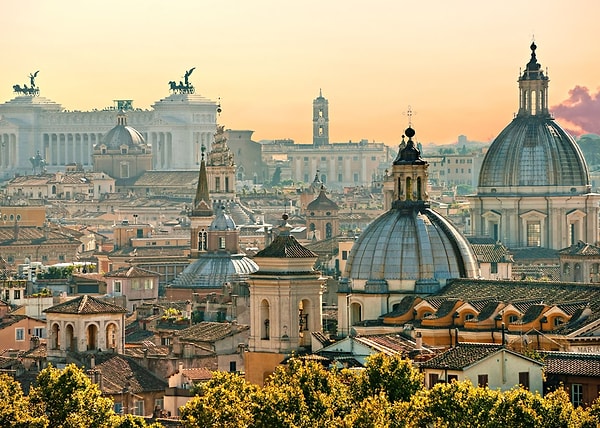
[45,295,126,363]
[260,90,392,189]
[245,214,325,385]
[0,75,219,176]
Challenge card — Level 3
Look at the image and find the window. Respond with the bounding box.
[13,289,20,299]
[114,281,122,293]
[321,156,326,161]
[33,327,46,338]
[15,328,25,341]
[114,402,123,414]
[133,400,144,416]
[342,250,348,260]
[572,384,583,407]
[219,237,226,249]
[144,279,153,290]
[508,314,519,323]
[491,262,498,274]
[428,373,439,387]
[58,255,65,261]
[338,173,343,182]
[371,156,376,161]
[229,361,237,372]
[215,177,221,192]
[477,374,488,387]
[527,222,541,247]
[448,374,458,383]
[4,290,8,300]
[519,372,530,390]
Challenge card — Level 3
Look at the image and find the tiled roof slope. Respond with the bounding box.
[44,295,126,314]
[93,353,167,395]
[419,343,540,370]
[178,321,249,343]
[559,241,600,256]
[105,266,160,278]
[255,234,317,258]
[438,279,600,335]
[542,351,600,377]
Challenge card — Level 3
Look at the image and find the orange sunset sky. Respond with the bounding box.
[1,1,599,146]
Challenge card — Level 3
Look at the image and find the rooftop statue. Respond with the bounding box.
[169,67,196,94]
[13,71,40,96]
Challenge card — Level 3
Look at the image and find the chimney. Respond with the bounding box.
[415,331,422,350]
[90,355,95,368]
[178,361,184,373]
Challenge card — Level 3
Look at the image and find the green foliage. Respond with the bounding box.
[28,364,116,428]
[180,371,258,428]
[258,358,354,427]
[0,373,47,428]
[352,353,423,403]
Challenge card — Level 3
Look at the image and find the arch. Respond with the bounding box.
[574,263,582,282]
[87,323,98,351]
[405,177,413,201]
[416,177,422,200]
[106,322,118,350]
[260,299,270,340]
[349,302,362,328]
[65,323,75,351]
[51,323,60,350]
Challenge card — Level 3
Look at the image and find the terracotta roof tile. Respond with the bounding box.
[542,351,600,377]
[44,295,126,314]
[93,353,167,394]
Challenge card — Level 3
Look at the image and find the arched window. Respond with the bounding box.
[405,177,413,201]
[326,223,332,239]
[260,300,270,340]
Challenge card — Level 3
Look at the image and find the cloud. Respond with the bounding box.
[551,86,600,136]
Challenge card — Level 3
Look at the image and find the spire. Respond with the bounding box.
[192,145,212,216]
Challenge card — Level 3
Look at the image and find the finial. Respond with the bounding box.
[217,97,222,116]
[319,88,322,97]
[201,144,206,161]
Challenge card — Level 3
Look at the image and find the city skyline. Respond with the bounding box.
[2,1,600,146]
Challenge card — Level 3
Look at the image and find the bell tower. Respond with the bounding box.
[312,89,329,146]
[245,214,325,385]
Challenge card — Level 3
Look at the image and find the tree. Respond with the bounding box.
[0,373,47,428]
[260,358,354,427]
[28,364,116,428]
[180,371,258,428]
[352,353,423,403]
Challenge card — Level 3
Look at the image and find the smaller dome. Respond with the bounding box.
[100,110,146,149]
[306,187,339,211]
[209,208,236,231]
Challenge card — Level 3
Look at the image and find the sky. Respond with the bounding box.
[2,1,600,146]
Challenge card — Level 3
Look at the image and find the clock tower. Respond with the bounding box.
[312,89,329,146]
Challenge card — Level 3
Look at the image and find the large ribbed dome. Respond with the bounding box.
[478,42,590,194]
[344,207,479,284]
[478,117,589,192]
[343,126,479,294]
